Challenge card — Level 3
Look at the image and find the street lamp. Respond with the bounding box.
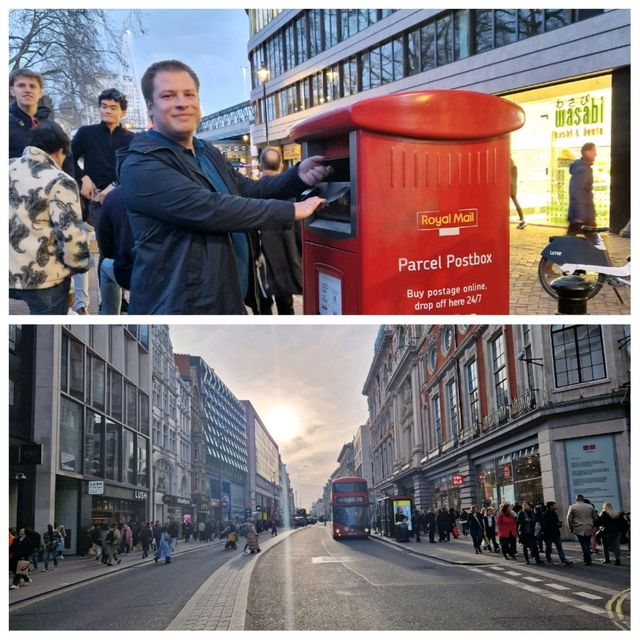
[257,65,270,147]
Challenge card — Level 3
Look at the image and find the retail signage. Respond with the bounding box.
[162,494,191,506]
[134,490,148,501]
[88,481,104,495]
[565,435,621,511]
[198,503,209,512]
[209,499,222,508]
[282,143,301,161]
[221,495,230,508]
[452,474,464,487]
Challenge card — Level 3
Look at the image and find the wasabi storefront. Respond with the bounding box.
[507,74,614,228]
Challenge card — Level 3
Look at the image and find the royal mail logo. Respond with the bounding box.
[417,208,478,236]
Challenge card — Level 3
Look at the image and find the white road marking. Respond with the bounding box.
[545,583,570,591]
[505,571,522,576]
[523,576,543,583]
[578,604,607,616]
[545,594,572,603]
[575,592,603,600]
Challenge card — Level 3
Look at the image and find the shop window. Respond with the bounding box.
[474,9,494,53]
[513,451,542,505]
[551,325,606,387]
[477,462,497,507]
[85,410,103,477]
[518,9,543,40]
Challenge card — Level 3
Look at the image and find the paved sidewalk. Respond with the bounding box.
[370,530,632,568]
[167,528,298,631]
[10,224,629,316]
[8,538,222,605]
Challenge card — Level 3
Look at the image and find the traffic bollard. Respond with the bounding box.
[550,275,593,314]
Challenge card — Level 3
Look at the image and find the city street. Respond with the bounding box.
[9,540,229,630]
[247,525,630,631]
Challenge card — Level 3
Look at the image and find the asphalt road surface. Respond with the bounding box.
[9,544,233,630]
[247,525,628,630]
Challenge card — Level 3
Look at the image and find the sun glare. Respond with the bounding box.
[265,404,301,444]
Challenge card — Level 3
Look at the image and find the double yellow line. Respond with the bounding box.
[606,589,630,630]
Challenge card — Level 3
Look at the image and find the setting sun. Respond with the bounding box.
[265,404,301,444]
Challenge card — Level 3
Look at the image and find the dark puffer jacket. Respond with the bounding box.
[568,158,595,225]
[117,132,307,314]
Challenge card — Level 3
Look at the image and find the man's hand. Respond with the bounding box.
[80,175,98,200]
[98,183,115,204]
[298,155,332,186]
[294,196,325,221]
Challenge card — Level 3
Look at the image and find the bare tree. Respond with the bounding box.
[9,9,144,128]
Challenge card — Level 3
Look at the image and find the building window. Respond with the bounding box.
[60,397,83,473]
[454,9,471,60]
[465,360,480,426]
[551,325,606,387]
[110,370,122,422]
[153,418,161,445]
[139,392,149,436]
[428,344,438,373]
[85,410,103,477]
[91,356,105,412]
[441,326,454,355]
[518,9,543,40]
[126,381,138,430]
[446,379,458,436]
[137,438,148,487]
[69,339,84,401]
[436,14,453,66]
[432,395,441,447]
[474,8,494,52]
[421,22,437,71]
[491,333,509,408]
[105,418,120,481]
[123,428,136,485]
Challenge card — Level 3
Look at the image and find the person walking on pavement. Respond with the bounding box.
[10,528,34,589]
[271,519,278,537]
[567,142,597,238]
[436,508,449,543]
[510,158,526,229]
[25,527,41,570]
[412,510,421,543]
[154,527,172,564]
[497,503,518,560]
[42,524,61,571]
[168,520,180,551]
[595,502,627,565]
[55,524,66,560]
[426,508,437,543]
[517,501,544,565]
[483,507,501,553]
[468,506,485,554]
[139,522,153,559]
[541,501,572,566]
[567,494,598,566]
[121,521,133,554]
[89,524,102,561]
[244,519,261,554]
[153,521,162,550]
[459,508,469,537]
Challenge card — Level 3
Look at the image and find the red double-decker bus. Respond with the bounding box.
[331,476,370,539]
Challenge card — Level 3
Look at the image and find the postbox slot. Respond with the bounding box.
[305,156,355,239]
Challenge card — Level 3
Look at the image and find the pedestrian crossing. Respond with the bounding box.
[466,563,626,624]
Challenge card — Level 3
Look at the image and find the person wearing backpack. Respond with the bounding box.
[517,502,544,565]
[42,524,61,571]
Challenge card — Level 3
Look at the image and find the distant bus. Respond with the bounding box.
[331,476,370,539]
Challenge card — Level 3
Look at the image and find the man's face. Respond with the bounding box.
[147,70,201,144]
[100,99,125,126]
[583,146,597,164]
[10,75,43,112]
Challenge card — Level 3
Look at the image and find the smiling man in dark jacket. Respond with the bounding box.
[117,59,327,315]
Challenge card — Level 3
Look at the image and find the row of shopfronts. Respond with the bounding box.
[385,424,627,519]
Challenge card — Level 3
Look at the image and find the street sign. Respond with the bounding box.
[88,481,104,495]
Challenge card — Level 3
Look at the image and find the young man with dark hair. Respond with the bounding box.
[117,59,328,314]
[71,88,134,314]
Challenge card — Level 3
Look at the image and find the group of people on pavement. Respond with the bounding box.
[9,60,329,316]
[389,495,630,569]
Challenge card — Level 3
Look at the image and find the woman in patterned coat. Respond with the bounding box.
[9,120,91,314]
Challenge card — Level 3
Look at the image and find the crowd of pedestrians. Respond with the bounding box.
[9,61,329,316]
[383,495,630,570]
[9,515,284,588]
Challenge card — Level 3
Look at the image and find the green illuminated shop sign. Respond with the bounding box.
[555,95,605,128]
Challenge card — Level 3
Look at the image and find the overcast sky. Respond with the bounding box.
[109,9,252,114]
[169,325,381,510]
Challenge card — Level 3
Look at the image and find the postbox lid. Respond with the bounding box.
[290,90,525,142]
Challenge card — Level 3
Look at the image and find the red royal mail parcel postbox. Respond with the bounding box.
[290,90,525,315]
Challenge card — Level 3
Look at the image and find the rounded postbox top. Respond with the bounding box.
[290,90,525,142]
